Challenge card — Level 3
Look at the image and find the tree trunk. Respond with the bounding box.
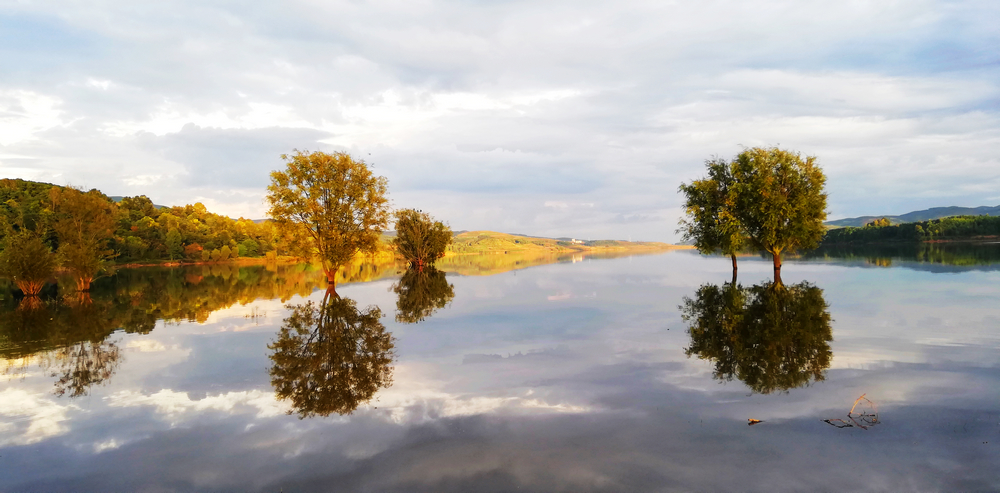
[76,276,93,292]
[730,253,738,282]
[325,267,338,286]
[772,251,782,285]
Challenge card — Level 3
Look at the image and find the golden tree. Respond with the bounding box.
[50,187,117,291]
[0,231,56,296]
[266,151,390,285]
[392,209,452,269]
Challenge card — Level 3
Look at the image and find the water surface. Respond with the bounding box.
[2,247,998,491]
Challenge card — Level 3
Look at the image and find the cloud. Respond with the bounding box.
[0,0,998,239]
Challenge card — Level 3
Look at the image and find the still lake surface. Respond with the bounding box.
[2,246,999,492]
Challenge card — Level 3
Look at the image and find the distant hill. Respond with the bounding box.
[448,230,685,255]
[825,205,1000,227]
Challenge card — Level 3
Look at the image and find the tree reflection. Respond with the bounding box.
[268,289,395,417]
[391,267,455,324]
[1,297,122,397]
[681,281,832,394]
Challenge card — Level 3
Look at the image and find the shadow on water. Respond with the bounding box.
[391,267,455,324]
[268,288,395,418]
[681,281,833,394]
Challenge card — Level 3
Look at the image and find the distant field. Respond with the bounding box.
[445,231,687,255]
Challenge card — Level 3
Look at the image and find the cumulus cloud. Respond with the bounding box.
[0,0,998,239]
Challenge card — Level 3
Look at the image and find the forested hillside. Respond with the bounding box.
[0,178,280,264]
[822,215,1000,244]
[825,205,1000,227]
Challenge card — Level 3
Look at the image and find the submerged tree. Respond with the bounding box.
[393,209,452,269]
[268,291,395,417]
[729,147,828,283]
[391,267,455,323]
[682,280,833,394]
[679,157,748,277]
[50,187,118,291]
[266,151,391,286]
[0,231,57,296]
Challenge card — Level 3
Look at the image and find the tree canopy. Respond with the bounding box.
[730,147,827,280]
[266,151,391,283]
[50,187,118,290]
[393,209,452,268]
[678,157,748,273]
[680,147,827,281]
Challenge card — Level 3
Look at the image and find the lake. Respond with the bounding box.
[2,246,999,491]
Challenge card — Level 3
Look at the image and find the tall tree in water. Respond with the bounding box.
[679,157,747,278]
[50,187,118,291]
[729,147,827,283]
[393,209,452,269]
[266,151,391,285]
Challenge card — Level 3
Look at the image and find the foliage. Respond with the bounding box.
[682,281,832,394]
[393,209,452,267]
[729,147,828,274]
[0,178,55,235]
[268,293,395,417]
[266,151,391,282]
[0,231,57,295]
[50,187,118,290]
[864,217,890,227]
[678,157,748,260]
[391,267,455,323]
[822,215,1000,244]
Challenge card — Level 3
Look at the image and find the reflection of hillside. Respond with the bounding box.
[446,231,687,256]
[804,242,1000,269]
[682,281,833,394]
[1,299,123,397]
[436,249,669,276]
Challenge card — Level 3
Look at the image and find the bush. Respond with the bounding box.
[392,209,452,268]
[0,232,57,296]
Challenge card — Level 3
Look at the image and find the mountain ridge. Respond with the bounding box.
[826,205,1000,227]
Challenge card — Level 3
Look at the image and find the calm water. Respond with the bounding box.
[2,247,999,492]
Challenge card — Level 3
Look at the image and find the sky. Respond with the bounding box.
[1,0,998,242]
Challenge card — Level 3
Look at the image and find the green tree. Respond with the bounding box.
[0,231,57,296]
[266,151,391,285]
[678,158,748,277]
[393,209,452,269]
[682,281,832,394]
[729,147,827,282]
[268,291,395,417]
[165,229,183,260]
[50,188,118,290]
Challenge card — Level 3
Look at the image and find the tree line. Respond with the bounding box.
[1,150,454,297]
[0,178,286,295]
[821,214,1000,244]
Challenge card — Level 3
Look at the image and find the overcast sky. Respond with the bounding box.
[1,0,997,241]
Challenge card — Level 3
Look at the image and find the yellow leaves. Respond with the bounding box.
[266,151,391,276]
